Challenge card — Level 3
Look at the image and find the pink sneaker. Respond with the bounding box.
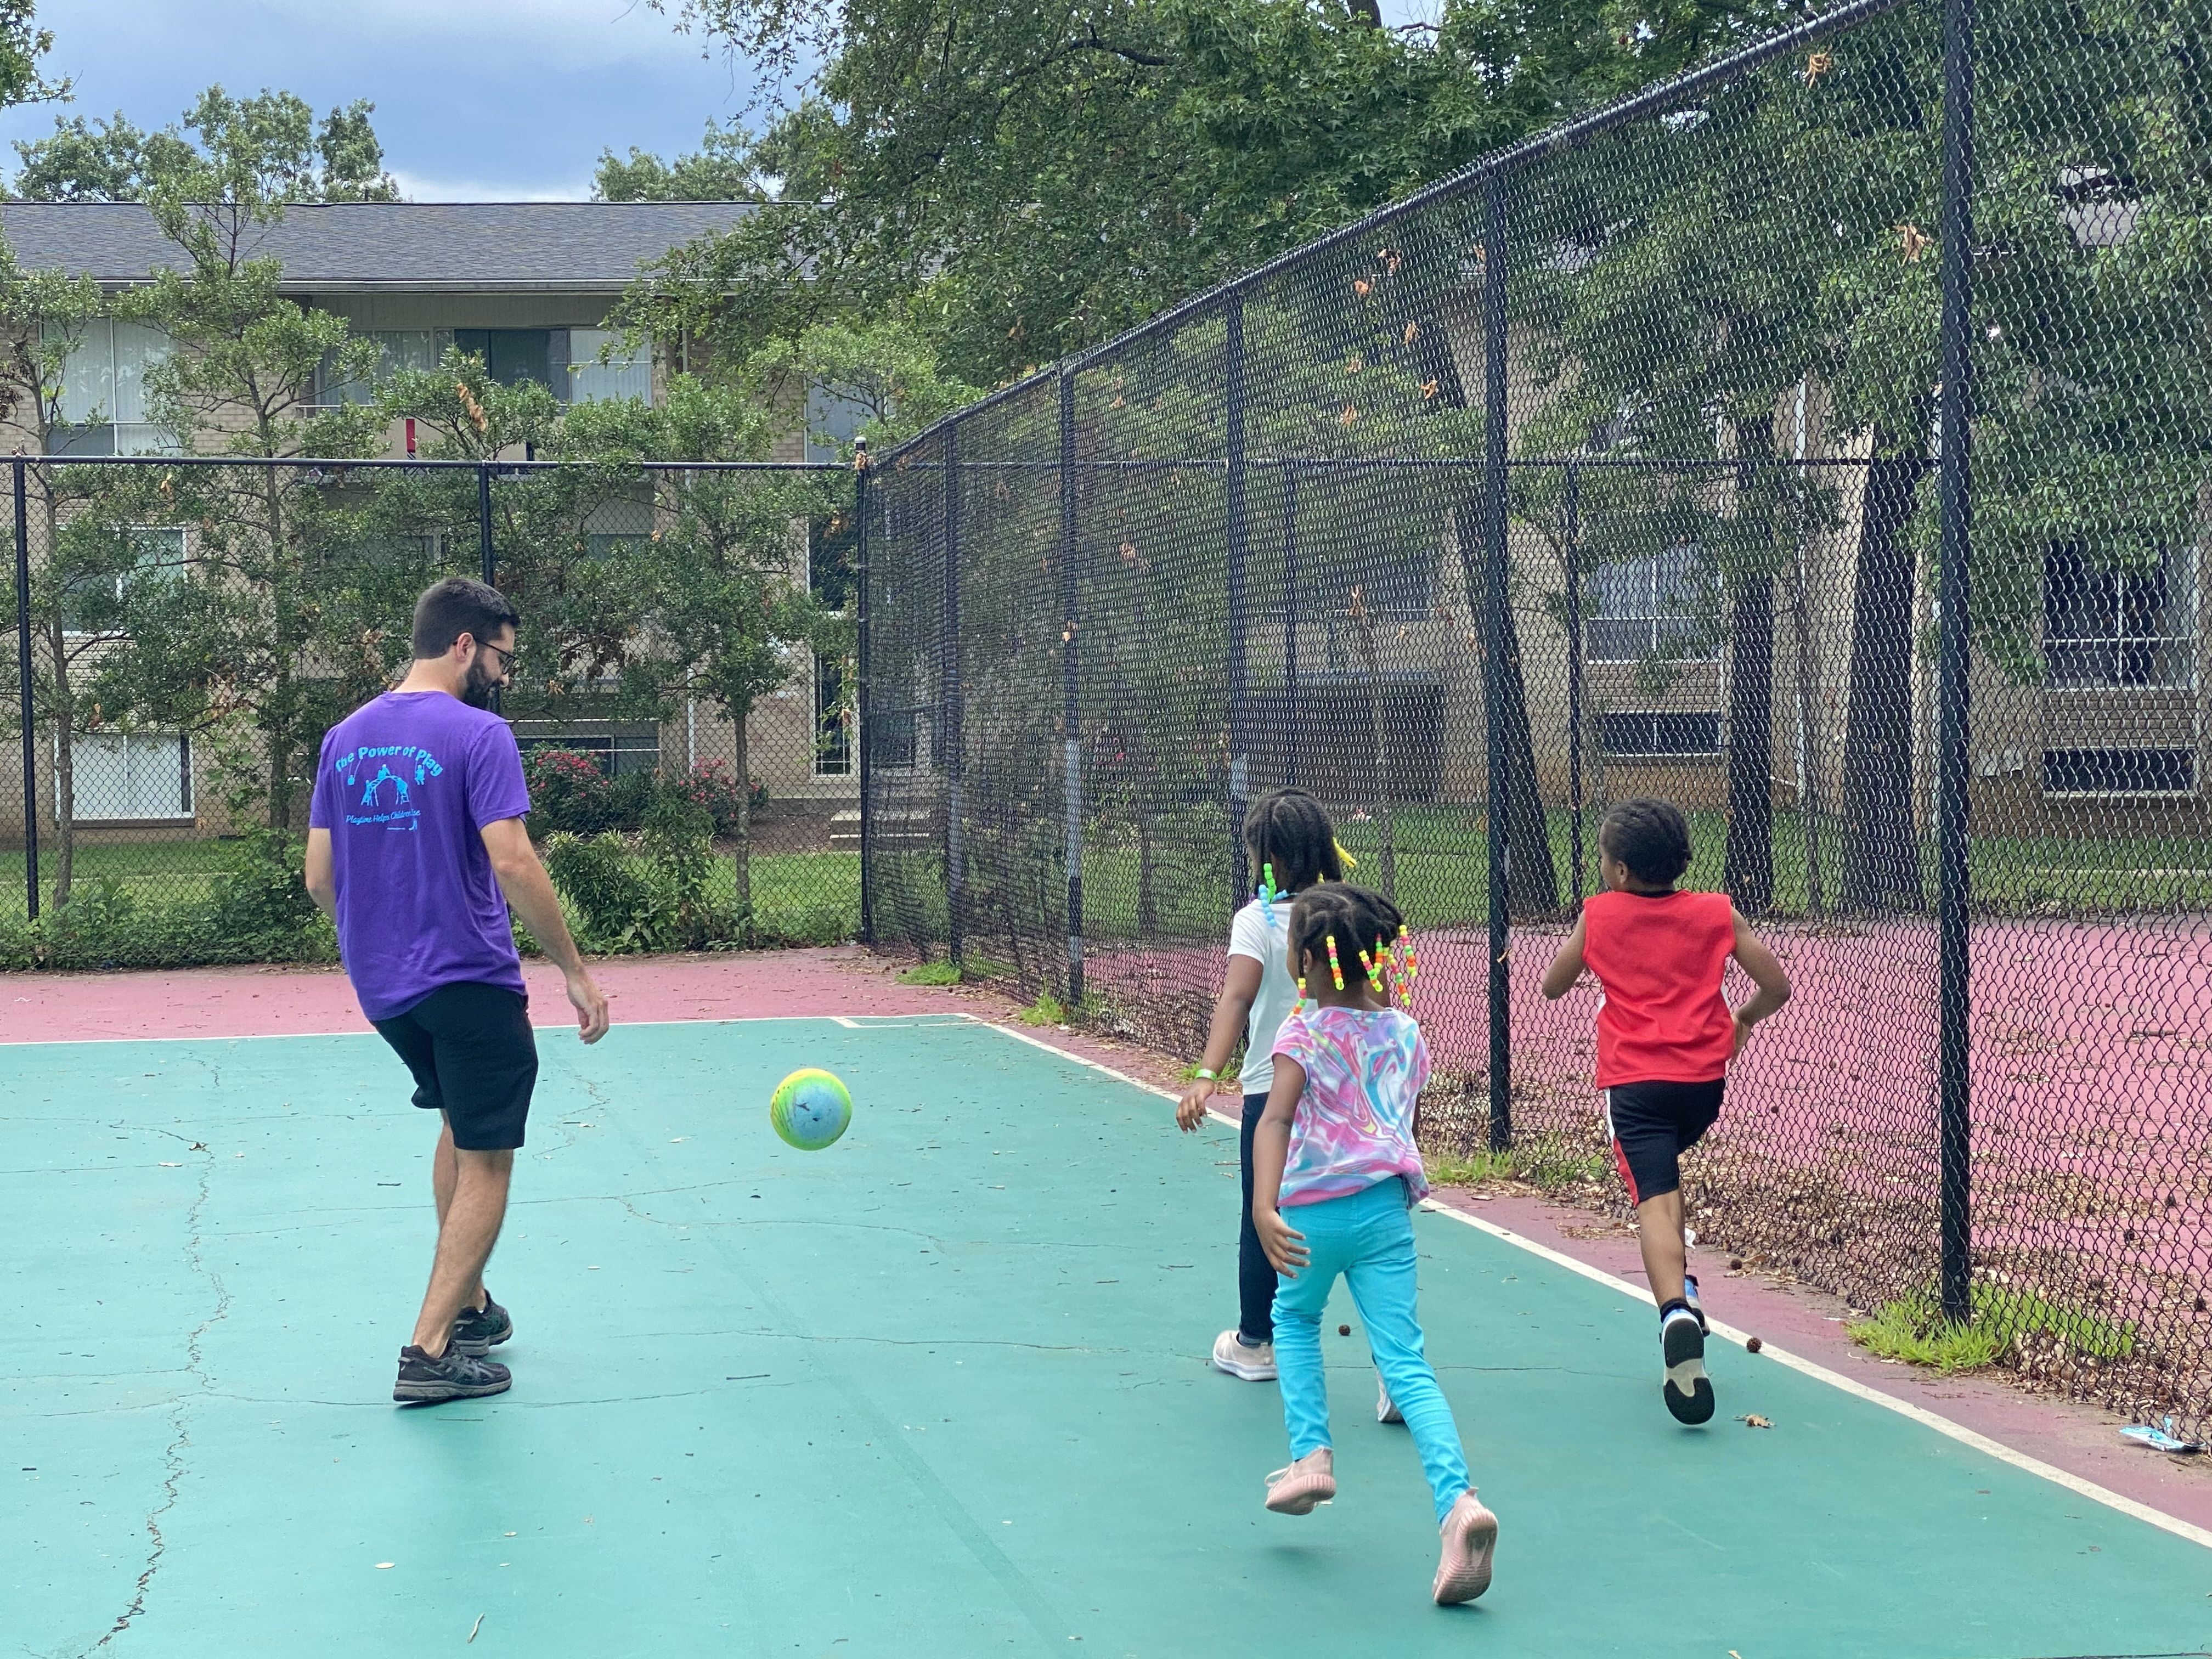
[1263,1448,1336,1515]
[1432,1490,1498,1605]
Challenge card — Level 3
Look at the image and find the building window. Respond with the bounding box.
[567,329,652,404]
[2043,747,2196,796]
[2044,543,2194,688]
[815,658,853,776]
[69,731,192,822]
[49,319,178,455]
[1600,710,1723,757]
[317,330,449,405]
[1585,546,1717,663]
[60,527,185,634]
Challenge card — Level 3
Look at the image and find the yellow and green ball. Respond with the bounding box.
[770,1068,853,1150]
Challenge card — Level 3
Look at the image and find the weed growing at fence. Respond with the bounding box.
[1851,1282,2137,1373]
[1428,1133,1610,1194]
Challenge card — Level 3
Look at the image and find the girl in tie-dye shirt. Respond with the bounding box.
[1248,883,1498,1606]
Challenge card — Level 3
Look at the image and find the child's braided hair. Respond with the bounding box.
[1242,788,1345,897]
[1288,882,1405,990]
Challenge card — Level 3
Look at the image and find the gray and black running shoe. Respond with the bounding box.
[450,1294,513,1358]
[394,1344,512,1404]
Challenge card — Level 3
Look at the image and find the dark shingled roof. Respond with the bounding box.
[0,200,760,291]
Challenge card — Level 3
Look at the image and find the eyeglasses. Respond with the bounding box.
[477,638,517,674]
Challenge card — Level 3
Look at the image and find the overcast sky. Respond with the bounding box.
[0,0,1439,202]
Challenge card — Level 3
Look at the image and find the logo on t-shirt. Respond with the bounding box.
[332,743,446,830]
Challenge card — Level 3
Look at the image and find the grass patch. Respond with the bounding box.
[1849,1281,2136,1373]
[897,960,966,988]
[1018,991,1071,1026]
[1428,1132,1607,1192]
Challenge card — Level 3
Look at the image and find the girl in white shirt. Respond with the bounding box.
[1175,788,1346,1381]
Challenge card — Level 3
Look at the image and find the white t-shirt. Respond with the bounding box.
[1227,895,1300,1094]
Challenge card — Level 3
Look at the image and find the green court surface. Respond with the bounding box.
[7,1015,2211,1658]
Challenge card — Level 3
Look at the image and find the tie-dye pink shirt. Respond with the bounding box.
[1269,1006,1432,1207]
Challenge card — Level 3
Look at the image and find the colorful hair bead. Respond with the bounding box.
[1356,941,1384,994]
[1259,860,1279,908]
[1325,934,1345,991]
[1333,838,1359,873]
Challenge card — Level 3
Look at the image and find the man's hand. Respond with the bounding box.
[1254,1205,1309,1277]
[1176,1077,1224,1132]
[567,968,610,1044]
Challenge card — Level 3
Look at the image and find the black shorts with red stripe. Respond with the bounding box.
[1604,1078,1724,1206]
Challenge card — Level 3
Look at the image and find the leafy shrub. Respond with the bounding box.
[523,749,654,838]
[659,760,765,840]
[541,794,745,953]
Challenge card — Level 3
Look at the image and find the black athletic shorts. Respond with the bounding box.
[1604,1078,1724,1206]
[371,981,538,1152]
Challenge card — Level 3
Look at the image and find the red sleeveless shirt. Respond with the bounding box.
[1581,889,1736,1086]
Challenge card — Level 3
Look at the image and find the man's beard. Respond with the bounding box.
[462,657,502,709]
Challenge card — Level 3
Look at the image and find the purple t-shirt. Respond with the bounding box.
[308,691,531,1022]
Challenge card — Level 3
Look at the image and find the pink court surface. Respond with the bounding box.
[9,941,2212,1544]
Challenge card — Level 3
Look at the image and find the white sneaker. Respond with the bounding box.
[1377,1375,1405,1424]
[1212,1328,1277,1381]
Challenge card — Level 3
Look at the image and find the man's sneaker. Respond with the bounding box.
[1263,1448,1336,1515]
[1661,1305,1714,1424]
[1377,1375,1405,1425]
[1681,1274,1709,1335]
[450,1294,513,1358]
[394,1344,512,1404]
[1432,1490,1499,1605]
[1212,1328,1277,1381]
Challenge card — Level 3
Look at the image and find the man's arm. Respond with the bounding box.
[305,828,336,917]
[479,817,610,1043]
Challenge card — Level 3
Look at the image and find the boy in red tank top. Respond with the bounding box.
[1541,798,1790,1425]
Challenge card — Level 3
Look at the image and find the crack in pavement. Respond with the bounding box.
[80,1070,232,1656]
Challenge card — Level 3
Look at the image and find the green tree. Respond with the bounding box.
[78,92,387,831]
[13,86,400,202]
[595,120,772,202]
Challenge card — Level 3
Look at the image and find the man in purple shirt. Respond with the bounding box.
[307,577,610,1404]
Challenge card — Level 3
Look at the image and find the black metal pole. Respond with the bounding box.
[13,457,36,923]
[943,426,965,967]
[1059,372,1084,1004]
[1565,460,1584,906]
[1935,0,1976,1325]
[1481,174,1513,1153]
[476,461,500,715]
[1281,463,1299,791]
[1224,295,1251,903]
[854,440,874,949]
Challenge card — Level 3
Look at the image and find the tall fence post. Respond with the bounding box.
[943,426,965,967]
[13,456,35,923]
[1480,173,1513,1153]
[1280,463,1299,789]
[476,461,500,715]
[1059,372,1084,1004]
[854,439,874,948]
[1224,295,1251,903]
[1565,459,1584,905]
[1934,0,1976,1324]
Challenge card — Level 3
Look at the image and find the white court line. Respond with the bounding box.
[0,1011,963,1049]
[973,1013,2212,1554]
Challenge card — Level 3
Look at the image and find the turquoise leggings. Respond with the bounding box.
[1271,1177,1471,1523]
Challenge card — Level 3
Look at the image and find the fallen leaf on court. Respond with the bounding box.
[1739,1414,1774,1429]
[376,1561,395,1569]
[468,1613,485,1643]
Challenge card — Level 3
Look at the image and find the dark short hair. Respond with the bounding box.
[1242,788,1345,896]
[412,577,520,659]
[1288,882,1406,986]
[1600,797,1694,885]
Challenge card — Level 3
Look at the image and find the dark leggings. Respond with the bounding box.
[1239,1091,1279,1344]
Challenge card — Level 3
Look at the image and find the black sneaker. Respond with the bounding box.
[450,1295,513,1358]
[394,1344,512,1404]
[1661,1306,1714,1425]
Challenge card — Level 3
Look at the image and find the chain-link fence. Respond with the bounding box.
[861,0,2212,1430]
[2,454,862,967]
